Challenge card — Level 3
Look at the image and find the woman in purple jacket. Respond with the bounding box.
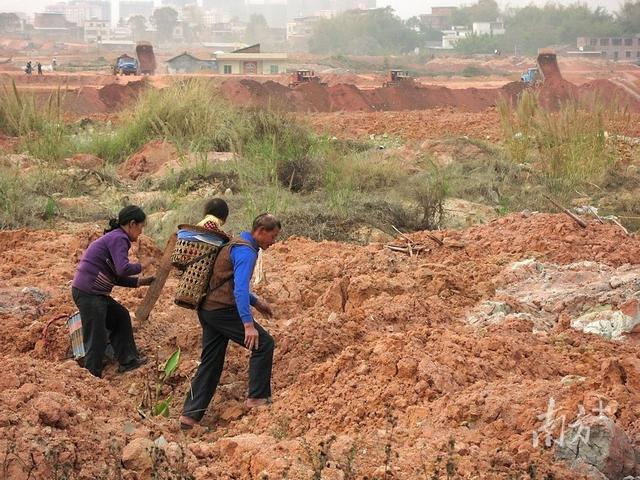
[72,205,154,377]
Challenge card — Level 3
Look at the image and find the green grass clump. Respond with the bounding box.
[0,82,72,162]
[498,91,617,197]
[0,82,63,136]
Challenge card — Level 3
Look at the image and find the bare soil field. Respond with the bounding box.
[2,214,640,479]
[2,50,640,480]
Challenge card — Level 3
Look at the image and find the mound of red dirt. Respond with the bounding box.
[2,213,640,478]
[220,78,526,113]
[98,80,147,111]
[219,70,640,114]
[63,87,108,116]
[578,79,640,111]
[118,140,178,181]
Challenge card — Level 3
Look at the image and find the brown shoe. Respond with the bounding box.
[179,415,198,430]
[245,398,273,408]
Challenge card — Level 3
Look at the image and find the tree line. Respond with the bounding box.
[307,1,640,56]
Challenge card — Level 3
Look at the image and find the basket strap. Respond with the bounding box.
[183,248,218,268]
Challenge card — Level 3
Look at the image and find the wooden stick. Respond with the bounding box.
[425,232,444,246]
[391,225,415,244]
[608,217,629,235]
[136,232,177,323]
[384,244,429,254]
[385,245,410,253]
[542,194,588,229]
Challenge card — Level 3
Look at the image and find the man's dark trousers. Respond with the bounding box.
[182,307,275,422]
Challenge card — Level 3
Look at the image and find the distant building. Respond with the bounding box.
[34,11,73,28]
[422,6,458,30]
[577,35,640,61]
[46,0,111,25]
[161,0,192,7]
[215,43,287,74]
[208,20,246,42]
[201,41,248,52]
[335,0,376,11]
[119,1,154,22]
[166,52,217,73]
[286,15,321,51]
[97,39,136,51]
[172,22,186,42]
[202,9,228,26]
[441,27,471,49]
[33,12,79,39]
[472,21,505,36]
[110,25,134,40]
[84,19,109,42]
[203,0,246,19]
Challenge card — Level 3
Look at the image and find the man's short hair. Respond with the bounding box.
[252,213,282,232]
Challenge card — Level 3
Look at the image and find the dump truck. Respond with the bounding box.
[536,51,561,82]
[383,70,413,87]
[113,54,138,75]
[136,42,156,75]
[288,70,326,88]
[520,67,540,86]
[521,51,560,87]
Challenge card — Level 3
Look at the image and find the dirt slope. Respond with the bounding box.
[1,214,640,479]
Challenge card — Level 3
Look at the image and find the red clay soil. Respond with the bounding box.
[63,87,108,116]
[220,77,522,113]
[303,108,502,141]
[98,79,147,111]
[118,139,178,180]
[62,80,148,116]
[219,73,640,114]
[1,213,640,479]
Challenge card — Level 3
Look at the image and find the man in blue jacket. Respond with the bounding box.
[179,213,280,429]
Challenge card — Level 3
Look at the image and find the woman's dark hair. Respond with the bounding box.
[104,205,146,234]
[204,198,229,222]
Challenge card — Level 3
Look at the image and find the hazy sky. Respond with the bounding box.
[0,0,626,17]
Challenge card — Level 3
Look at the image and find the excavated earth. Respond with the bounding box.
[2,213,640,479]
[219,76,640,114]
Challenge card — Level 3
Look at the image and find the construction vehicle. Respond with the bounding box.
[288,70,326,88]
[520,67,540,86]
[113,54,138,75]
[383,70,413,87]
[136,42,156,75]
[521,51,560,87]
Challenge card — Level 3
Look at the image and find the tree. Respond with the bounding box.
[616,1,640,33]
[182,5,206,42]
[127,15,147,41]
[454,33,500,54]
[451,0,500,27]
[308,7,421,55]
[0,13,21,33]
[500,4,618,55]
[406,15,444,43]
[244,14,269,44]
[150,7,178,42]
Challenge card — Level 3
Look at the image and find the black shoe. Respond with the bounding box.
[118,356,148,373]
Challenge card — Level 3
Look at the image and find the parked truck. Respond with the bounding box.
[136,42,156,75]
[113,54,139,75]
